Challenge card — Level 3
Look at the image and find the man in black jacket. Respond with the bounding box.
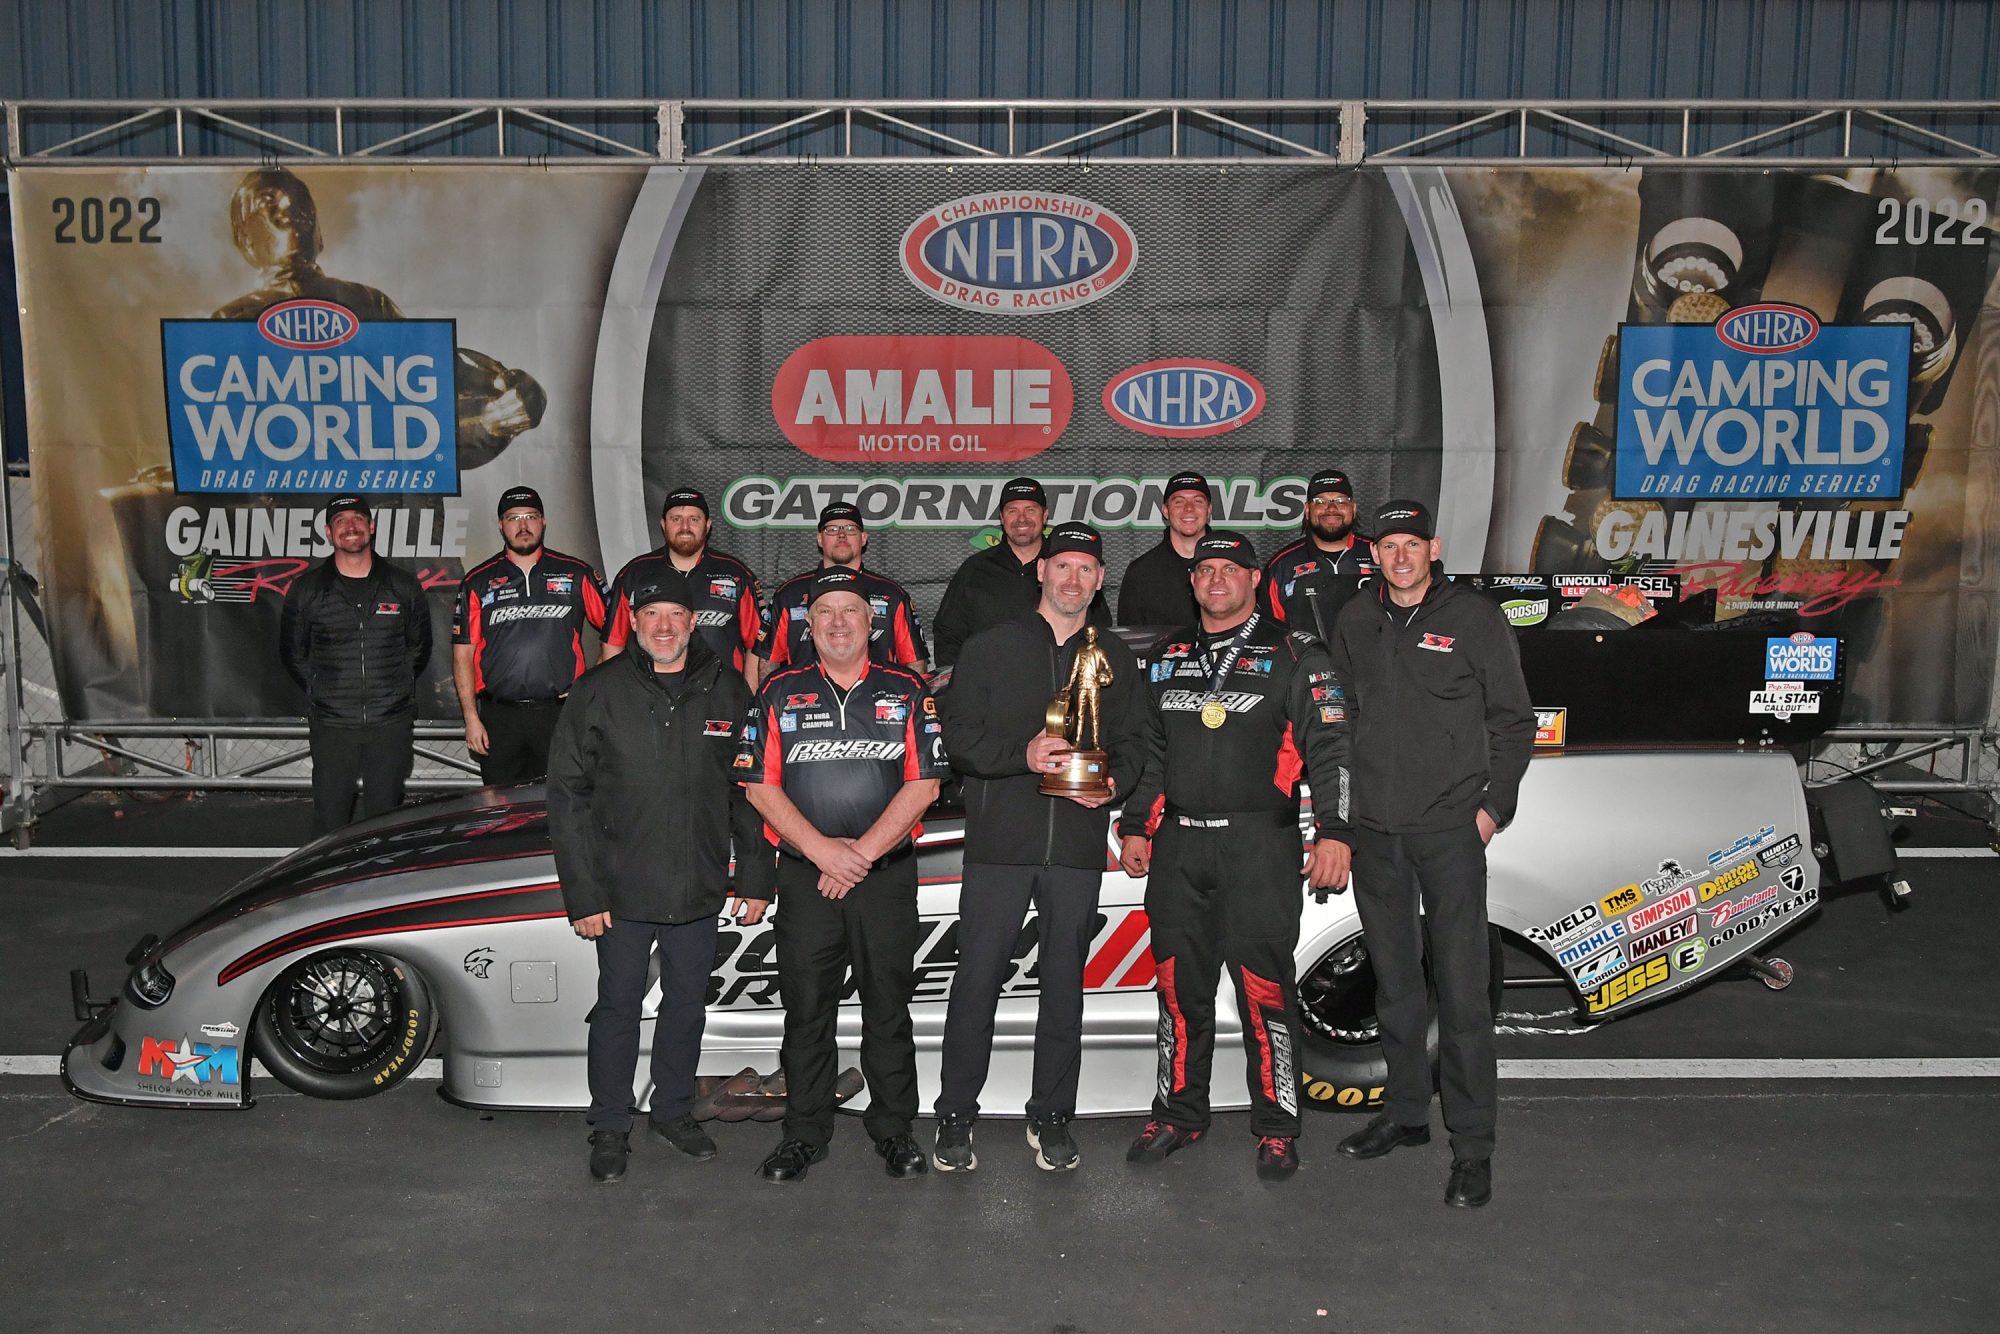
[931,478,1109,666]
[546,569,771,1185]
[278,495,432,837]
[1116,532,1354,1181]
[1116,470,1211,628]
[1258,468,1377,642]
[1327,499,1534,1210]
[931,522,1152,1173]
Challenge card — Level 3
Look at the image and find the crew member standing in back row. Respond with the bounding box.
[1117,471,1212,629]
[757,503,929,675]
[601,487,767,688]
[1259,469,1376,642]
[451,486,608,786]
[930,477,1109,667]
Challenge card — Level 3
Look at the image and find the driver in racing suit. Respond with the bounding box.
[1116,531,1354,1181]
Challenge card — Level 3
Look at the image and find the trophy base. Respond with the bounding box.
[1040,749,1111,798]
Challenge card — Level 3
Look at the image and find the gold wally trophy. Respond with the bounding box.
[1039,626,1116,798]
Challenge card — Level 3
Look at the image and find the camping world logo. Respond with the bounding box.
[901,193,1137,314]
[1102,360,1266,438]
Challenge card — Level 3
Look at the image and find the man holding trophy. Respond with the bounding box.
[932,523,1154,1173]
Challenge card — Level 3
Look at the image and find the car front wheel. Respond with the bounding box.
[1294,931,1440,1114]
[252,950,438,1099]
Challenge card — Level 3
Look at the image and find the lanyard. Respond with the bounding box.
[1198,613,1261,700]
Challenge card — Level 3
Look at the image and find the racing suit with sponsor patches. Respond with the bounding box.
[738,662,949,1148]
[757,566,929,672]
[604,546,764,674]
[1257,534,1375,645]
[1117,615,1354,1138]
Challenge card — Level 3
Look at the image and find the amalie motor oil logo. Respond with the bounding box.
[900,192,1137,314]
[771,335,1073,463]
[1102,359,1265,437]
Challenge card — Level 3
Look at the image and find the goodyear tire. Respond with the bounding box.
[252,950,438,1099]
[1295,931,1440,1114]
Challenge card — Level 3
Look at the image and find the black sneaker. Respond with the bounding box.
[587,1130,629,1184]
[757,1137,828,1183]
[876,1132,930,1179]
[1027,1115,1080,1172]
[650,1114,717,1161]
[1256,1135,1299,1181]
[1126,1119,1205,1164]
[933,1117,977,1172]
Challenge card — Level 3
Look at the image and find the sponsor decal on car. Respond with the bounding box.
[1502,597,1551,627]
[1586,955,1671,1014]
[1670,938,1708,974]
[1102,360,1266,438]
[136,1035,242,1092]
[1557,920,1627,968]
[1706,884,1780,928]
[1698,860,1760,903]
[198,1021,240,1040]
[1530,901,1599,946]
[1708,825,1777,865]
[1642,858,1698,896]
[1626,912,1698,963]
[1571,947,1630,991]
[1600,883,1643,916]
[1533,707,1568,748]
[1626,885,1698,933]
[1758,833,1804,868]
[1709,887,1818,947]
[1766,632,1838,681]
[1750,686,1821,718]
[463,946,496,979]
[900,192,1137,314]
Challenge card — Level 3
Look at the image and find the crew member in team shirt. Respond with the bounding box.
[451,486,608,785]
[1258,468,1376,643]
[1116,471,1212,629]
[757,503,929,675]
[602,488,766,688]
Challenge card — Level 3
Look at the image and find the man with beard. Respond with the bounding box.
[547,570,770,1184]
[1116,471,1212,629]
[1259,469,1376,642]
[1327,500,1534,1209]
[739,570,948,1183]
[931,478,1109,667]
[931,523,1151,1173]
[757,503,929,675]
[1117,533,1353,1181]
[451,487,608,786]
[279,495,432,836]
[602,488,766,687]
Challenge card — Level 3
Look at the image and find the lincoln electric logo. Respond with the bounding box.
[162,300,459,495]
[1103,360,1265,438]
[901,193,1137,313]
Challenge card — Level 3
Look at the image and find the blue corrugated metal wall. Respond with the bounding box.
[4,0,1997,104]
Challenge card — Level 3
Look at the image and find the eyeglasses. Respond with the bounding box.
[821,524,863,536]
[501,511,542,523]
[1307,495,1356,509]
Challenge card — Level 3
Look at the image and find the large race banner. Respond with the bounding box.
[8,163,1998,724]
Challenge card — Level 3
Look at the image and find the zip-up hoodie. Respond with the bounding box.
[1329,574,1536,833]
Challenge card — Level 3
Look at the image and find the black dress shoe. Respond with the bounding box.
[1445,1157,1492,1208]
[1336,1115,1431,1160]
[758,1137,828,1182]
[875,1132,930,1179]
[1255,1136,1299,1181]
[650,1114,717,1161]
[588,1130,629,1184]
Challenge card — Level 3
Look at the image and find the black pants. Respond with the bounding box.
[477,697,564,786]
[1351,823,1496,1160]
[775,848,919,1148]
[1146,816,1304,1139]
[308,716,414,838]
[935,862,1100,1122]
[584,913,719,1134]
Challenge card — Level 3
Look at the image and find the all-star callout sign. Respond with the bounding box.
[1614,303,1910,502]
[161,299,459,494]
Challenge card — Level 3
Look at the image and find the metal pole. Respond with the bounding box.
[0,408,29,844]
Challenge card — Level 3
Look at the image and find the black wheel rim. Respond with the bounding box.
[267,952,403,1073]
[1297,937,1381,1047]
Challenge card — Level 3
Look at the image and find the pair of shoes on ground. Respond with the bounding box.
[1123,1119,1299,1180]
[932,1114,1081,1173]
[755,1132,929,1182]
[1337,1114,1492,1207]
[587,1115,717,1183]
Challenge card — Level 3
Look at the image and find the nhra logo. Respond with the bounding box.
[1102,360,1266,438]
[901,192,1137,314]
[772,336,1072,463]
[256,299,359,350]
[1716,304,1820,355]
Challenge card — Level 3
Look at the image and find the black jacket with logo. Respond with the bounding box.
[1258,534,1376,644]
[279,557,433,725]
[1116,537,1199,629]
[546,638,772,924]
[931,541,1111,666]
[942,614,1155,869]
[1328,576,1536,834]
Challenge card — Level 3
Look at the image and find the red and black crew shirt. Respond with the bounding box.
[1258,536,1376,644]
[451,549,608,701]
[737,662,948,855]
[756,567,929,672]
[605,547,765,672]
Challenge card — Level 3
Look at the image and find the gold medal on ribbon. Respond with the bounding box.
[1200,700,1228,729]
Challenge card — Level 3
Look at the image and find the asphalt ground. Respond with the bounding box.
[3,792,1997,1332]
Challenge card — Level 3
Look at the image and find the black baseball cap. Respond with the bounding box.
[324,494,371,521]
[629,569,693,611]
[1164,471,1211,502]
[996,477,1048,515]
[497,486,543,518]
[661,487,708,517]
[1373,499,1435,541]
[1041,522,1104,563]
[1307,469,1354,499]
[805,567,868,606]
[817,502,865,531]
[1193,531,1259,569]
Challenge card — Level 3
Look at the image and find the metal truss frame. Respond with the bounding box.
[1,97,1996,166]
